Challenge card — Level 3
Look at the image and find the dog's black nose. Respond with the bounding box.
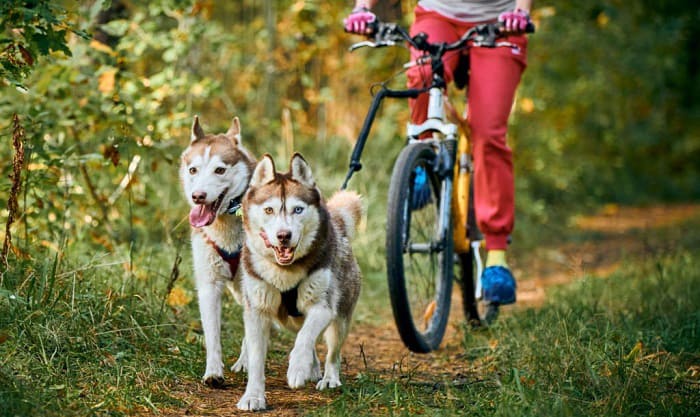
[277,230,292,245]
[192,191,207,204]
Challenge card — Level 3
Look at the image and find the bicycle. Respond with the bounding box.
[341,20,534,353]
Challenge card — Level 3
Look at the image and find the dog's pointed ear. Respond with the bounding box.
[250,154,276,187]
[226,116,242,145]
[290,153,315,188]
[191,115,205,142]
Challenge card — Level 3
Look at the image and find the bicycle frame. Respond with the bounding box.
[339,63,473,257]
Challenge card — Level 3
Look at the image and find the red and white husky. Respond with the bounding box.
[236,153,362,411]
[179,115,256,387]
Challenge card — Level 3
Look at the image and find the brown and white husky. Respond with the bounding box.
[179,115,256,387]
[236,153,362,411]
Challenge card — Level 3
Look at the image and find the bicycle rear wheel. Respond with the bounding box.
[386,141,454,353]
[457,251,499,326]
[456,182,499,326]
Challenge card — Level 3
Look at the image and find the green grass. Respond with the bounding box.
[0,245,214,416]
[3,223,698,417]
[311,239,700,416]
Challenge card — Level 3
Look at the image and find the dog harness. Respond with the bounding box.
[199,195,245,277]
[203,233,302,317]
[281,286,303,318]
[204,234,241,278]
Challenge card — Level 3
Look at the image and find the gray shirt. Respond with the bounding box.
[418,0,515,22]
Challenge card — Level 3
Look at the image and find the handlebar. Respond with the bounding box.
[349,20,535,53]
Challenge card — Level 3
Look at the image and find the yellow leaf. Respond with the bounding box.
[423,300,436,328]
[40,240,60,252]
[624,341,643,361]
[27,162,48,171]
[98,69,117,94]
[602,203,619,216]
[534,7,556,18]
[167,286,192,307]
[520,98,535,113]
[89,39,116,56]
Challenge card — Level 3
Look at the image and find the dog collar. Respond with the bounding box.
[226,195,243,215]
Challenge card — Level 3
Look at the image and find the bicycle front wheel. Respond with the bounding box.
[386,141,454,353]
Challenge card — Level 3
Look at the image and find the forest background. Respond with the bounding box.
[1,0,699,416]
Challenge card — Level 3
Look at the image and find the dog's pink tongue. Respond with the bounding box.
[189,204,215,228]
[278,247,294,264]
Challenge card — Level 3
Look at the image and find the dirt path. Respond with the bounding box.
[153,204,699,417]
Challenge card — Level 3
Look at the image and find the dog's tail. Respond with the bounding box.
[327,190,363,241]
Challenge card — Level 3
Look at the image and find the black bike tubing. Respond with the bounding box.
[341,88,425,190]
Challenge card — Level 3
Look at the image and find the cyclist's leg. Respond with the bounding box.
[468,34,528,304]
[468,34,527,250]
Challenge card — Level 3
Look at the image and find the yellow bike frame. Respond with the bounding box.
[447,99,472,254]
[452,136,470,253]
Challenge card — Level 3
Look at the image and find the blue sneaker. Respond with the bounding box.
[481,266,516,305]
[411,166,432,210]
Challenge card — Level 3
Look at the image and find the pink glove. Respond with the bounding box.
[498,8,531,33]
[343,7,376,35]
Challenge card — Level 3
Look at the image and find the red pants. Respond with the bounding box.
[407,6,528,250]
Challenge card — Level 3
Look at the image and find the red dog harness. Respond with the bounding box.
[203,232,303,318]
[204,234,241,278]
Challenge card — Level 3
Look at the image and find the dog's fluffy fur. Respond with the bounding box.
[236,153,362,411]
[179,116,256,387]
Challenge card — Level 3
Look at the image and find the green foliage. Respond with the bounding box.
[1,0,229,256]
[512,0,700,212]
[0,0,87,89]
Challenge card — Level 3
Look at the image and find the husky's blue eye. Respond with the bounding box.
[293,206,304,214]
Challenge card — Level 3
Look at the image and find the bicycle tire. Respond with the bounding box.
[386,141,454,353]
[456,177,499,327]
[456,251,499,326]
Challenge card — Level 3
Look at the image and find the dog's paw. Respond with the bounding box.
[316,375,342,391]
[287,360,316,389]
[237,392,266,411]
[202,374,225,388]
[287,347,315,389]
[203,361,225,387]
[231,356,247,373]
[287,366,311,389]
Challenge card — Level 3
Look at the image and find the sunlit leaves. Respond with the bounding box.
[0,0,86,88]
[2,0,699,257]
